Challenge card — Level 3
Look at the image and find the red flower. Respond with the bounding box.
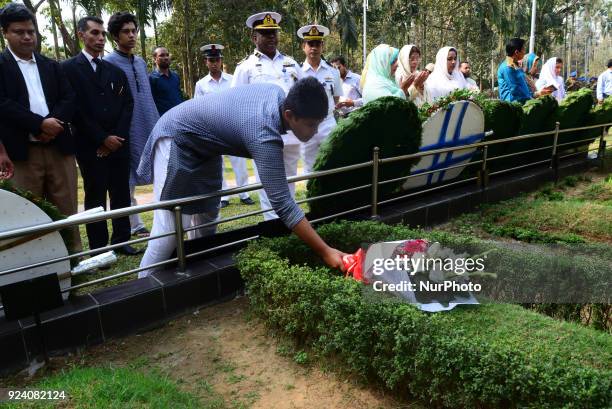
[401,239,429,256]
[343,248,365,282]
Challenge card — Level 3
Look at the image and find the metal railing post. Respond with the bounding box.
[598,125,608,169]
[371,147,380,219]
[478,145,489,189]
[174,206,187,273]
[550,121,560,182]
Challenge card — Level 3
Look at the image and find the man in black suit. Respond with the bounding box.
[62,16,139,254]
[0,4,80,251]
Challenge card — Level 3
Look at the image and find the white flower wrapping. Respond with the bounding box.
[362,240,481,312]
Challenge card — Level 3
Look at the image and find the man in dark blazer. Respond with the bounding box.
[62,16,139,254]
[0,3,80,251]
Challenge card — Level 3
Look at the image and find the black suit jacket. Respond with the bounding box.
[0,49,76,160]
[61,52,134,159]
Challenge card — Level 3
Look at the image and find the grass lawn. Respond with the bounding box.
[440,170,612,245]
[3,298,406,409]
[3,363,224,409]
[436,143,612,245]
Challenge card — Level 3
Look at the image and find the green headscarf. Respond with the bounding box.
[361,44,405,103]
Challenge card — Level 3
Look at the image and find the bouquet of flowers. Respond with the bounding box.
[343,239,483,312]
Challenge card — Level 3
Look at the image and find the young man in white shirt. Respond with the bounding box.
[596,59,612,104]
[331,56,363,116]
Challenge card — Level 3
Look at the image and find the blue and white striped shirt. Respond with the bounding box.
[137,84,304,228]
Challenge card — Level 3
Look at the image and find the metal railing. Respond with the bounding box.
[0,121,610,294]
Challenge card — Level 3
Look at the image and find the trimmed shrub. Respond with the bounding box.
[519,95,558,135]
[517,96,559,164]
[307,96,422,217]
[237,221,611,408]
[555,88,596,150]
[478,99,524,172]
[582,96,612,142]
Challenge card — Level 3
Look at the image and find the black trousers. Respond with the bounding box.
[78,153,131,250]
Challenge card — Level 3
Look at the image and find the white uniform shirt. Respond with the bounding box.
[194,72,233,97]
[339,70,363,114]
[596,69,612,101]
[231,49,304,145]
[301,59,342,116]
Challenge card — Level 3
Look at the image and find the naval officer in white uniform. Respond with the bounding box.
[298,24,342,174]
[194,44,255,209]
[231,11,305,221]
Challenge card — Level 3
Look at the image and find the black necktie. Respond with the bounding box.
[92,57,102,77]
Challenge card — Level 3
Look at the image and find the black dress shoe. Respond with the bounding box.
[240,197,256,205]
[115,245,142,256]
[220,200,230,208]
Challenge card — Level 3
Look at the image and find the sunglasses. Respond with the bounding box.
[206,57,221,63]
[306,40,322,47]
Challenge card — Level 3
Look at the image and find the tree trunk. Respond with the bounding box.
[562,8,568,78]
[49,0,78,57]
[138,0,147,58]
[421,8,427,64]
[569,12,574,75]
[152,8,159,47]
[49,0,60,60]
[182,0,194,97]
[71,1,80,52]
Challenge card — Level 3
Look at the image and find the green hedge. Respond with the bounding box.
[517,96,558,164]
[583,96,612,142]
[556,88,596,150]
[478,99,524,172]
[237,221,611,408]
[307,96,422,217]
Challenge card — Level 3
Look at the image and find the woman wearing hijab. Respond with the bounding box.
[361,44,410,103]
[523,52,541,93]
[424,46,468,103]
[395,44,430,106]
[536,57,566,102]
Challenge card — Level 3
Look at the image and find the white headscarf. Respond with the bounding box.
[424,46,468,103]
[361,44,405,104]
[536,57,566,101]
[395,44,418,85]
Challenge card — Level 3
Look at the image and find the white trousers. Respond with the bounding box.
[129,185,145,233]
[256,143,300,221]
[139,137,219,278]
[221,155,250,201]
[301,115,336,174]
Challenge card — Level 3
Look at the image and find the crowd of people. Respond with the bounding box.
[0,4,610,275]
